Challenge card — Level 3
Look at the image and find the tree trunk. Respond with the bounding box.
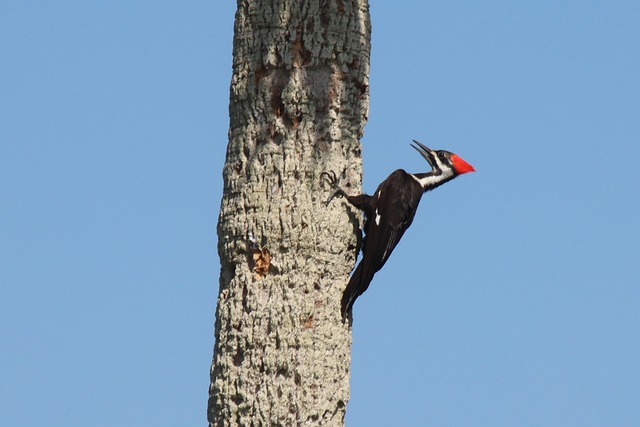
[208,1,371,426]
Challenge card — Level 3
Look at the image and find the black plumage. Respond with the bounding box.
[324,141,475,322]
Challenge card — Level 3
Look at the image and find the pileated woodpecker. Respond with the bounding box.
[324,140,475,323]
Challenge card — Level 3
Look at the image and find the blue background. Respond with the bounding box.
[2,1,639,426]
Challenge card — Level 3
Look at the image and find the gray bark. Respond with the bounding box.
[208,1,371,426]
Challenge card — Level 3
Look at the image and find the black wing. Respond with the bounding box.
[341,170,423,321]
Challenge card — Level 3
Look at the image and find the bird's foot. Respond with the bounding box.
[321,170,347,206]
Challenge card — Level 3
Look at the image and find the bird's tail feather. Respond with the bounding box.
[341,263,362,323]
[341,261,376,323]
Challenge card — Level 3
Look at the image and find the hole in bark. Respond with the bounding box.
[320,5,330,27]
[294,372,301,386]
[249,247,272,278]
[354,79,368,95]
[269,71,287,118]
[231,394,243,405]
[233,348,244,367]
[254,64,267,86]
[291,25,311,68]
[272,95,284,118]
[281,111,294,129]
[241,284,249,312]
[302,315,314,329]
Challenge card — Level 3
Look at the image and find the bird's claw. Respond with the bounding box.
[321,170,346,206]
[321,170,339,187]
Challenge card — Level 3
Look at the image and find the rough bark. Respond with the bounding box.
[208,1,371,426]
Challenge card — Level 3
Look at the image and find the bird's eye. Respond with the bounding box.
[438,152,446,159]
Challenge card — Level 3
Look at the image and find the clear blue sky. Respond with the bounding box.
[2,1,639,426]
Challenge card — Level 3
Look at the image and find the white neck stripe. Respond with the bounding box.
[410,168,454,189]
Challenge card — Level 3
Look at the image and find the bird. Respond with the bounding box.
[323,140,475,323]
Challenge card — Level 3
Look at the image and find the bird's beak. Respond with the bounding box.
[450,154,475,174]
[410,140,436,168]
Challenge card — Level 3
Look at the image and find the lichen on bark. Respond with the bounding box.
[209,1,370,425]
